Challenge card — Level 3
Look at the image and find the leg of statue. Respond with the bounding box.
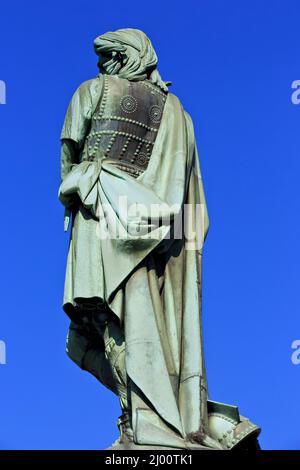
[90,310,134,445]
[66,308,134,445]
[66,320,118,394]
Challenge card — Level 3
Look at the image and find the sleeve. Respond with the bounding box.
[59,76,103,228]
[60,75,104,182]
[60,139,78,186]
[60,75,104,147]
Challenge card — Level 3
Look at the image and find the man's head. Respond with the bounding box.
[94,28,169,91]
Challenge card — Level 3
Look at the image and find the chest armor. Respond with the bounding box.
[83,75,167,177]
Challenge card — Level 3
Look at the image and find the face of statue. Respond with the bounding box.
[97,53,112,73]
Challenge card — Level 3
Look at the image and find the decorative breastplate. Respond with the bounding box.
[83,75,167,178]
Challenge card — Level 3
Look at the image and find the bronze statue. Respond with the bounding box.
[58,28,261,450]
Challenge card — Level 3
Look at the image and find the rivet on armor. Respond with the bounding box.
[136,153,148,166]
[149,104,163,123]
[120,95,138,114]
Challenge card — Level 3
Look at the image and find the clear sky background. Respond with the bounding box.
[0,0,299,450]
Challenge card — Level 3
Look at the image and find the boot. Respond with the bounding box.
[108,411,134,449]
[117,411,134,444]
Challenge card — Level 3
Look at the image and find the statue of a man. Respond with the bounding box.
[58,28,261,450]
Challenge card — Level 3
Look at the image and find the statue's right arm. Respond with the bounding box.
[60,138,79,182]
[59,76,103,217]
[60,75,104,182]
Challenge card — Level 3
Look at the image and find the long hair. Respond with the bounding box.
[93,28,169,92]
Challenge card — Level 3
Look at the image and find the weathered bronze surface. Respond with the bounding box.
[58,28,261,450]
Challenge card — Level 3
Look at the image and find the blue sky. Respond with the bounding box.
[0,0,299,449]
